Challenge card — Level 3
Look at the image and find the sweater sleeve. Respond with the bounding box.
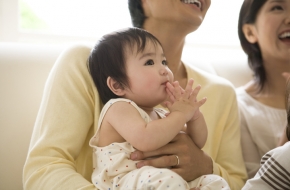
[23,44,101,190]
[211,88,248,189]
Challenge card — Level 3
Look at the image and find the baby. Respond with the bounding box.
[88,27,230,190]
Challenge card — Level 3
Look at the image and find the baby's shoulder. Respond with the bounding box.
[105,98,138,110]
[102,98,142,118]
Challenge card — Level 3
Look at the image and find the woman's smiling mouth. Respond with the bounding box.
[181,0,202,10]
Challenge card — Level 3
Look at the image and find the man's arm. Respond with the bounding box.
[130,133,213,180]
[23,45,98,190]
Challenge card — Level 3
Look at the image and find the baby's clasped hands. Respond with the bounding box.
[164,78,207,122]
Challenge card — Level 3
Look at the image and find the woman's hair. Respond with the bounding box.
[286,77,290,141]
[128,0,146,28]
[88,27,162,104]
[238,0,267,90]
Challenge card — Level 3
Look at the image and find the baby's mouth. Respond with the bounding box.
[181,0,202,10]
[161,82,168,86]
[161,80,170,86]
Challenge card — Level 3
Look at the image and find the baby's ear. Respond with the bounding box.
[242,24,258,44]
[107,76,126,96]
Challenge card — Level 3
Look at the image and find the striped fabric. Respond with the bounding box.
[258,154,290,189]
[242,142,290,190]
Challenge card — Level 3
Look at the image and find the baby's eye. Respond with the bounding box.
[271,5,283,11]
[145,60,154,65]
[162,60,168,66]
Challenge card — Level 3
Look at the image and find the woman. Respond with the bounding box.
[23,0,247,189]
[237,0,290,178]
[242,73,290,190]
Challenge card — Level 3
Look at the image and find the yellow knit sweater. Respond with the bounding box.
[23,44,247,190]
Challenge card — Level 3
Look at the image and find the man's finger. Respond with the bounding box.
[171,167,184,176]
[135,155,180,169]
[130,143,177,160]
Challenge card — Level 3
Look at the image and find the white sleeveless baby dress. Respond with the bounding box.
[89,98,230,190]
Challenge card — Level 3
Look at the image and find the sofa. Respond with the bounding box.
[0,42,252,190]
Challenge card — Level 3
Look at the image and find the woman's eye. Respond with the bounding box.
[145,60,154,65]
[271,5,283,11]
[162,60,168,66]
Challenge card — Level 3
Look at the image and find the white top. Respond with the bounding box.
[236,87,287,178]
[242,141,290,190]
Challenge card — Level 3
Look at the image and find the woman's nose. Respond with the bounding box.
[285,13,290,25]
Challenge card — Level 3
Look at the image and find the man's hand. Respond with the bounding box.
[130,133,213,181]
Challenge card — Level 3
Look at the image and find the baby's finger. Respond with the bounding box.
[166,82,176,94]
[166,86,173,97]
[196,97,207,107]
[190,85,201,102]
[163,101,172,109]
[166,88,176,103]
[179,86,185,94]
[172,81,182,98]
[182,79,193,99]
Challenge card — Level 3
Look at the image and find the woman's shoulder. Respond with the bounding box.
[235,86,252,103]
[236,86,278,117]
[236,85,286,115]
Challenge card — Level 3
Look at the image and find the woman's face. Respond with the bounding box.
[250,0,290,63]
[141,0,211,32]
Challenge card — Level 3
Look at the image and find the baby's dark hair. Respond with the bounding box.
[286,77,290,141]
[88,27,162,104]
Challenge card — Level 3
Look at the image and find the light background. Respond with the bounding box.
[19,0,244,48]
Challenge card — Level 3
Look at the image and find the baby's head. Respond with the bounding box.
[89,27,172,105]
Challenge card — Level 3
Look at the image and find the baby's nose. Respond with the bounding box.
[160,68,168,75]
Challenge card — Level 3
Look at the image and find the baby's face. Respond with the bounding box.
[123,40,173,107]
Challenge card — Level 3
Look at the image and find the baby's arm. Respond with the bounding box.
[186,107,207,149]
[105,101,187,151]
[166,79,208,149]
[105,84,206,152]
